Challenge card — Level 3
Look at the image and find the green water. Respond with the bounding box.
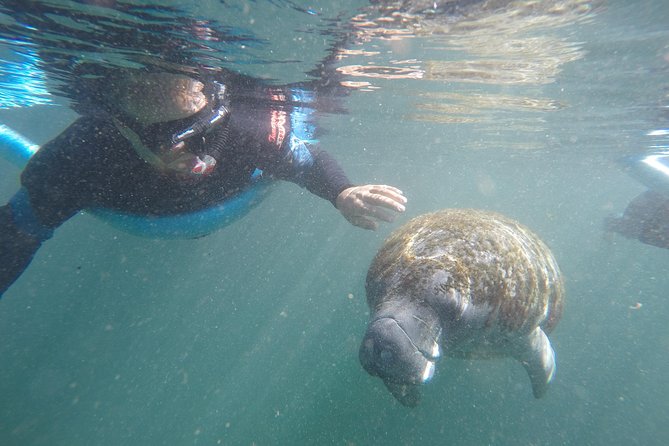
[1,0,669,445]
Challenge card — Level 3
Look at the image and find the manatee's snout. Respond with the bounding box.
[359,317,434,382]
[359,315,440,407]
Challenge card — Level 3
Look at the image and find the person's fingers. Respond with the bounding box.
[337,185,407,229]
[362,193,406,213]
[368,184,405,197]
[373,210,396,223]
[366,185,407,205]
[360,202,397,222]
[349,215,378,230]
[357,188,406,213]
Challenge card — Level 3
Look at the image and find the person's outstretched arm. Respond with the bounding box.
[268,142,407,230]
[228,87,407,230]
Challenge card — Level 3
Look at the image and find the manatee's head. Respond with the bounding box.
[359,305,441,407]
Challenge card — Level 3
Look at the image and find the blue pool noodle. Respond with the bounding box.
[0,124,271,239]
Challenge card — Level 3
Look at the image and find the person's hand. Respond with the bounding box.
[336,185,407,230]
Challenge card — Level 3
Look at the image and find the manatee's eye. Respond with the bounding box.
[379,349,393,364]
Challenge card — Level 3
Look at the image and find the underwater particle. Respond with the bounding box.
[347,293,354,299]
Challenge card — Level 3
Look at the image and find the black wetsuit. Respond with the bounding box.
[0,85,353,297]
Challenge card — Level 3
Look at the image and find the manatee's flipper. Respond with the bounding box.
[514,327,556,398]
[384,381,422,407]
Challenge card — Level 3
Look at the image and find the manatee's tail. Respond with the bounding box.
[514,327,556,398]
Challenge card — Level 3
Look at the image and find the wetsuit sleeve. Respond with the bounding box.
[0,118,104,297]
[227,88,355,206]
[256,140,354,205]
[242,116,355,205]
[291,145,354,205]
[21,118,109,227]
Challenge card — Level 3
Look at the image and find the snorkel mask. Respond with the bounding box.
[163,81,231,176]
[109,73,232,177]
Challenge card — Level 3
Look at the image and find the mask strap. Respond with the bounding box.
[112,117,169,171]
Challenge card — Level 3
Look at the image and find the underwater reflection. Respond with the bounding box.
[336,0,602,126]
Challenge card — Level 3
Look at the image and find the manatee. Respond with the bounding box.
[359,209,564,407]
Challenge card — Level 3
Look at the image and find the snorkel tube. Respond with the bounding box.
[0,124,271,239]
[168,81,232,176]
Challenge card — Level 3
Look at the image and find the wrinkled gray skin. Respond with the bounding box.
[359,209,564,407]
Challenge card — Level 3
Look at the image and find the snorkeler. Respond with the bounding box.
[606,150,669,249]
[606,189,669,249]
[0,70,407,297]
